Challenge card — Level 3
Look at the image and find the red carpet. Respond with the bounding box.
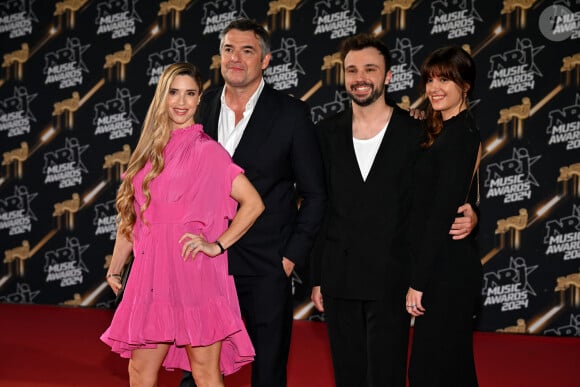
[0,303,577,386]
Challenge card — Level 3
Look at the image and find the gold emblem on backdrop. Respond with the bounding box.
[497,97,531,140]
[555,272,580,308]
[321,52,343,86]
[497,318,527,333]
[525,271,579,333]
[397,96,411,111]
[2,142,29,179]
[103,144,131,182]
[52,193,80,230]
[495,208,528,250]
[500,0,536,29]
[158,0,191,29]
[1,43,29,81]
[104,43,133,82]
[53,0,89,29]
[3,240,30,277]
[561,53,580,87]
[382,0,415,31]
[63,293,82,306]
[52,91,80,130]
[557,163,580,197]
[267,0,300,31]
[209,55,222,86]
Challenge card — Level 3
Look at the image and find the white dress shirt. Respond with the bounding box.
[218,79,265,156]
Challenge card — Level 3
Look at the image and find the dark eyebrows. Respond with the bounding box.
[345,63,380,70]
[222,43,257,51]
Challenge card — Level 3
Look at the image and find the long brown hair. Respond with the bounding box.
[116,62,203,241]
[419,46,475,148]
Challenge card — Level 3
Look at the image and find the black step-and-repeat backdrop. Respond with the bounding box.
[1,0,579,336]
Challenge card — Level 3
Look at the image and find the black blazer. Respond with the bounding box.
[196,84,326,276]
[311,106,422,300]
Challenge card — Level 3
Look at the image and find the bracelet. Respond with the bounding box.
[106,273,122,279]
[215,240,226,254]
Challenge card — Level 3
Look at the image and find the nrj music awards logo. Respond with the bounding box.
[43,37,90,89]
[0,86,37,137]
[0,0,36,38]
[387,38,422,93]
[544,204,580,261]
[539,4,580,42]
[42,138,89,189]
[312,0,363,39]
[483,256,538,312]
[0,283,40,303]
[93,199,117,240]
[488,38,544,95]
[428,0,482,39]
[44,237,89,287]
[264,38,306,91]
[93,88,140,140]
[95,0,142,39]
[484,147,541,203]
[544,314,580,336]
[201,0,247,35]
[146,38,195,85]
[0,186,37,236]
[546,94,580,151]
[311,90,350,124]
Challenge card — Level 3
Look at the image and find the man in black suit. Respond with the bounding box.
[181,18,326,387]
[310,34,478,387]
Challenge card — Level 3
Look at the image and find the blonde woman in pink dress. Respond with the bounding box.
[100,62,264,387]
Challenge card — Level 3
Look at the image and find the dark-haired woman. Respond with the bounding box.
[406,46,482,387]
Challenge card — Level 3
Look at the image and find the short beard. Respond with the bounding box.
[348,83,385,107]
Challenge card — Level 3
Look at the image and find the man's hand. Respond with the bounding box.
[449,203,478,240]
[409,108,426,120]
[311,286,324,312]
[282,257,295,277]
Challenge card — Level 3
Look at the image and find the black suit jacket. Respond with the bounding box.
[196,84,326,276]
[311,106,422,300]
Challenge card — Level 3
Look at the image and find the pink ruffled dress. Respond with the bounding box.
[100,124,254,375]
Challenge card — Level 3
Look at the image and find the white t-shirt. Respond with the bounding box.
[353,122,389,181]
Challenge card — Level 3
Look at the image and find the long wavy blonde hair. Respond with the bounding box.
[116,62,203,241]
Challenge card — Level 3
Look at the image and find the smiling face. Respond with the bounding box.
[166,74,201,130]
[343,47,391,107]
[220,29,270,91]
[425,75,467,120]
[420,46,475,121]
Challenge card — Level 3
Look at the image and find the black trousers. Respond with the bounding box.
[181,272,293,387]
[324,294,410,387]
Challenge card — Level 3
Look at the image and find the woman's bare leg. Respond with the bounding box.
[129,344,170,387]
[185,341,224,387]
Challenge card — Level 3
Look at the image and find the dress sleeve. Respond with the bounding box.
[199,139,244,221]
[410,123,480,292]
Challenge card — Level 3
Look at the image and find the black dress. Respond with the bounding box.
[408,110,482,387]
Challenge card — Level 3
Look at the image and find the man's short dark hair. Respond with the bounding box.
[339,33,391,71]
[219,18,271,59]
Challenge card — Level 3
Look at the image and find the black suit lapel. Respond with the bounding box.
[200,87,222,140]
[336,109,365,184]
[232,86,276,164]
[362,109,399,184]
